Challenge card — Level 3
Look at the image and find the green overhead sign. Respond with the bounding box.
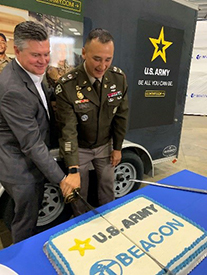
[0,0,83,21]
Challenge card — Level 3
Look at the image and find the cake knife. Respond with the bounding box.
[67,189,174,275]
[129,179,207,194]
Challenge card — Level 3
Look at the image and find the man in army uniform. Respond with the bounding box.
[0,33,12,73]
[55,28,128,216]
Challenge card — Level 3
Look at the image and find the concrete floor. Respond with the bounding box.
[1,114,207,250]
[144,114,207,182]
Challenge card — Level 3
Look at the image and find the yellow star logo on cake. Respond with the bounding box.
[149,27,173,63]
[69,238,95,256]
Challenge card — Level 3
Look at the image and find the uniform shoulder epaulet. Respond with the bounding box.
[59,70,78,84]
[55,70,79,95]
[110,66,124,75]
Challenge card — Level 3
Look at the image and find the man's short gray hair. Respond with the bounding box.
[14,21,48,51]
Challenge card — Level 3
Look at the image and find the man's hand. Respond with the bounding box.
[110,150,122,167]
[60,173,81,197]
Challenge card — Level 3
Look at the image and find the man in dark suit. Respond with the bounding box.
[0,21,79,243]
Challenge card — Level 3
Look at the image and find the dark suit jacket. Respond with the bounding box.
[0,59,64,184]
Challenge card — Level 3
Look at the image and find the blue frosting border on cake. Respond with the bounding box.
[156,234,207,275]
[47,194,207,274]
[172,241,207,274]
[47,240,75,275]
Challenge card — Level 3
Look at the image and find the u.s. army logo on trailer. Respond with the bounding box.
[149,27,173,63]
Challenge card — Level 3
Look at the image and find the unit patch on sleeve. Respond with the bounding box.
[55,84,63,95]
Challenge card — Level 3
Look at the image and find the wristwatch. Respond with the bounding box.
[68,167,80,174]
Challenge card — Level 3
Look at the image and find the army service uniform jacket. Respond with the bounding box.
[55,63,129,167]
[0,55,12,74]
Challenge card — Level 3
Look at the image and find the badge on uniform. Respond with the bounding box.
[113,107,118,114]
[107,91,122,102]
[75,99,90,110]
[110,84,116,92]
[55,84,63,95]
[108,98,114,102]
[81,114,88,121]
[64,142,71,152]
[75,99,89,104]
[107,91,122,98]
[78,103,90,110]
[76,85,81,90]
[77,91,84,99]
[61,77,67,83]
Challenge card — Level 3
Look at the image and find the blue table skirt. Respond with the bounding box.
[0,169,207,274]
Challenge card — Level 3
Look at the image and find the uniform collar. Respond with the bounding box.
[83,61,102,84]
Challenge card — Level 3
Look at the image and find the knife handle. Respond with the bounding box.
[64,188,81,204]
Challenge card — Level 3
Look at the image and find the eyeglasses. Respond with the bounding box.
[0,41,6,45]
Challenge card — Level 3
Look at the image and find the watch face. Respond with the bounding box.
[69,168,79,174]
[71,168,77,173]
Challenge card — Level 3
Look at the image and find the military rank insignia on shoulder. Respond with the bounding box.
[110,66,127,79]
[59,71,78,85]
[112,67,123,74]
[110,66,125,75]
[60,76,68,83]
[67,73,75,80]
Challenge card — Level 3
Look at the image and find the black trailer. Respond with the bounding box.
[83,0,198,196]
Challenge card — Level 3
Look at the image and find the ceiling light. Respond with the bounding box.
[69,28,78,32]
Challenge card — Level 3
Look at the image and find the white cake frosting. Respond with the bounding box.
[44,195,207,274]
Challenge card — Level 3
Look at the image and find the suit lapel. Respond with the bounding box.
[13,60,40,98]
[42,82,55,121]
[13,60,50,119]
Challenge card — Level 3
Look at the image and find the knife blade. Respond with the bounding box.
[129,179,207,194]
[70,189,174,275]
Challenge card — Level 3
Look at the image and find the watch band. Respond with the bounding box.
[68,167,80,174]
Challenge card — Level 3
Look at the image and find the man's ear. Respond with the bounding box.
[82,47,86,60]
[14,45,20,56]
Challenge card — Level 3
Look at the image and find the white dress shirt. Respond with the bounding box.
[15,58,50,118]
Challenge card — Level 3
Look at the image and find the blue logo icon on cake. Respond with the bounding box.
[90,259,123,274]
